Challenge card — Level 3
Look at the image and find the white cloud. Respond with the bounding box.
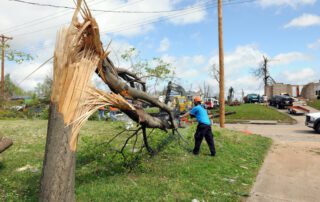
[0,0,207,50]
[158,37,170,52]
[258,0,316,8]
[284,13,320,28]
[0,0,209,91]
[161,54,207,79]
[193,55,206,65]
[308,38,320,49]
[281,68,317,84]
[9,61,53,91]
[207,44,265,76]
[204,75,263,99]
[227,76,262,97]
[272,52,312,65]
[170,2,207,25]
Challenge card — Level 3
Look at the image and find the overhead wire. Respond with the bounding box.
[9,0,216,13]
[9,0,148,37]
[15,0,255,54]
[11,0,146,53]
[1,0,102,34]
[105,0,256,35]
[12,0,213,38]
[3,0,145,34]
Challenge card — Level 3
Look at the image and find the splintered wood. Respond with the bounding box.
[51,0,134,151]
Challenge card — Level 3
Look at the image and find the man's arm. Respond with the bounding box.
[180,111,190,118]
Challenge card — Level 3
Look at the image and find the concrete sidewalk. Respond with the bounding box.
[226,106,320,202]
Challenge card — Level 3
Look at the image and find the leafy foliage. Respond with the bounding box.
[0,44,33,64]
[34,76,52,100]
[4,74,27,97]
[121,48,175,93]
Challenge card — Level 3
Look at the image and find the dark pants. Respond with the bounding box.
[193,123,216,156]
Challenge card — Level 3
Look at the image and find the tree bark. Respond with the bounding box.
[39,103,76,202]
[96,57,176,130]
[0,137,13,153]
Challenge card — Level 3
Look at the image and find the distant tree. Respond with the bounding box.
[252,56,276,95]
[4,74,26,97]
[212,63,220,84]
[227,87,234,105]
[34,76,52,100]
[0,44,33,63]
[0,44,33,102]
[121,48,175,94]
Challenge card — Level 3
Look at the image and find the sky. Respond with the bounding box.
[1,0,319,98]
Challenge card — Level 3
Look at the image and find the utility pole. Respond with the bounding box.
[0,34,13,99]
[218,0,225,128]
[262,55,268,96]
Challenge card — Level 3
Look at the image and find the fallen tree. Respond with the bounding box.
[40,0,178,201]
[39,1,136,201]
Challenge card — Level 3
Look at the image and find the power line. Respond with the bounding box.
[104,0,256,35]
[18,0,257,85]
[15,0,255,53]
[1,0,100,33]
[18,56,53,85]
[5,0,148,36]
[2,0,144,34]
[9,0,214,14]
[12,0,213,38]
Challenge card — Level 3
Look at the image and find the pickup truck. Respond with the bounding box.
[305,112,320,134]
[269,95,293,109]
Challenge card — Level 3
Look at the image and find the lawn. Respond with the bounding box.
[213,104,295,124]
[308,100,320,110]
[0,120,271,201]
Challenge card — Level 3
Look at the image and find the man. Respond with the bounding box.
[98,106,106,121]
[109,106,118,121]
[180,96,216,156]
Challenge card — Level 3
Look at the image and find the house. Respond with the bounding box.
[265,83,302,98]
[301,81,320,100]
[266,81,320,100]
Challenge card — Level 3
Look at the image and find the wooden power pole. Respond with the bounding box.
[262,55,269,96]
[0,34,13,99]
[218,0,225,128]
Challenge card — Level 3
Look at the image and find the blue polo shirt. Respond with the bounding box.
[190,105,211,126]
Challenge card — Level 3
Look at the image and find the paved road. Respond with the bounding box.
[226,106,320,202]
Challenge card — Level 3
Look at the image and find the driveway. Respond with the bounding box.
[226,106,320,202]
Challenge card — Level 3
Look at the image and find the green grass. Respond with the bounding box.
[308,100,320,110]
[213,104,295,123]
[0,120,272,201]
[144,107,160,114]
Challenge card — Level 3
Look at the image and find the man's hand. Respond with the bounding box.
[180,111,190,119]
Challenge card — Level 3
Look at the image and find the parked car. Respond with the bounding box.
[305,112,320,134]
[269,95,293,109]
[244,94,260,103]
[204,97,219,109]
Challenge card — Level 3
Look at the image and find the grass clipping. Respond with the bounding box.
[51,0,135,151]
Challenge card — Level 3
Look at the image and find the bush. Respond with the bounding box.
[0,109,25,119]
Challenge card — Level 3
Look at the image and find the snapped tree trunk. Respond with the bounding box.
[39,103,76,202]
[39,1,134,201]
